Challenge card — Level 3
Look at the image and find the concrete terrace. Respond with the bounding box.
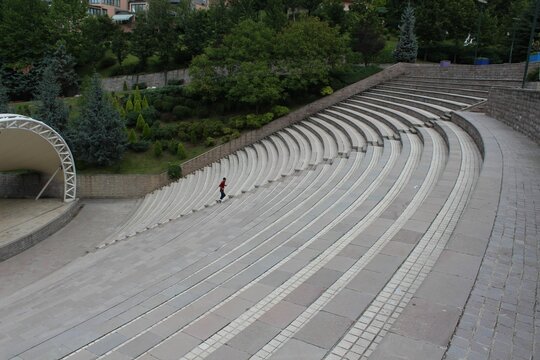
[0,64,538,360]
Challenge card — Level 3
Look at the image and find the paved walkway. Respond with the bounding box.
[445,113,540,360]
[0,199,138,298]
[0,114,538,360]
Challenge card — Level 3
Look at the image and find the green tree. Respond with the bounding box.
[79,15,117,67]
[35,64,69,133]
[44,42,79,96]
[136,113,146,130]
[0,0,50,66]
[393,4,418,63]
[46,0,87,57]
[227,61,283,111]
[0,74,9,113]
[275,17,349,91]
[350,17,386,65]
[147,0,178,67]
[313,0,347,30]
[111,29,129,65]
[262,0,288,30]
[70,73,127,166]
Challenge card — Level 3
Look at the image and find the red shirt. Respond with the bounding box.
[219,180,226,190]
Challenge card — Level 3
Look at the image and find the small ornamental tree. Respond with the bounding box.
[142,96,149,109]
[177,142,187,159]
[154,140,163,157]
[0,75,9,113]
[125,98,134,112]
[142,122,152,139]
[35,64,69,133]
[134,99,142,113]
[393,4,418,63]
[128,128,137,143]
[136,113,146,131]
[70,73,127,166]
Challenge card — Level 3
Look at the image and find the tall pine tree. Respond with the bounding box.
[393,4,418,63]
[35,63,69,133]
[70,73,127,166]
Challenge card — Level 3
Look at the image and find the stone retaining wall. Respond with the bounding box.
[405,62,539,81]
[76,173,169,198]
[0,200,82,261]
[102,69,190,92]
[181,63,408,175]
[485,87,540,145]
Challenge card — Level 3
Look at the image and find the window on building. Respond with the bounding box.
[88,6,107,15]
[101,0,120,6]
[130,3,148,12]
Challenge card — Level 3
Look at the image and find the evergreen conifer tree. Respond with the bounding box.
[177,142,187,160]
[35,64,69,133]
[128,128,137,144]
[134,99,142,113]
[126,99,134,112]
[142,96,149,109]
[45,42,79,96]
[0,75,9,114]
[393,4,418,63]
[136,113,146,131]
[142,122,152,139]
[70,73,127,166]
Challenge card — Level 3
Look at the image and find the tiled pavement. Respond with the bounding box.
[444,113,540,360]
[0,80,538,359]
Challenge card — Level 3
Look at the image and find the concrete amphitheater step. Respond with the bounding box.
[400,75,522,88]
[376,85,486,104]
[385,81,490,98]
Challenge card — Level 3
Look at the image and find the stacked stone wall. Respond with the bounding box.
[404,62,540,81]
[101,69,190,92]
[76,173,169,198]
[485,87,540,145]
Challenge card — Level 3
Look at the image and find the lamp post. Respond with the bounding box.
[474,0,488,62]
[522,0,540,88]
[509,17,520,63]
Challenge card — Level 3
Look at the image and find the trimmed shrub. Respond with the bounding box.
[142,96,149,109]
[321,86,334,95]
[154,140,163,157]
[173,105,193,120]
[129,140,150,152]
[167,140,179,154]
[246,114,262,129]
[167,163,182,180]
[153,124,178,140]
[177,142,187,159]
[260,112,274,126]
[140,106,159,125]
[205,137,216,147]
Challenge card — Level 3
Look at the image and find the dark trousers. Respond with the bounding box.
[220,189,226,200]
